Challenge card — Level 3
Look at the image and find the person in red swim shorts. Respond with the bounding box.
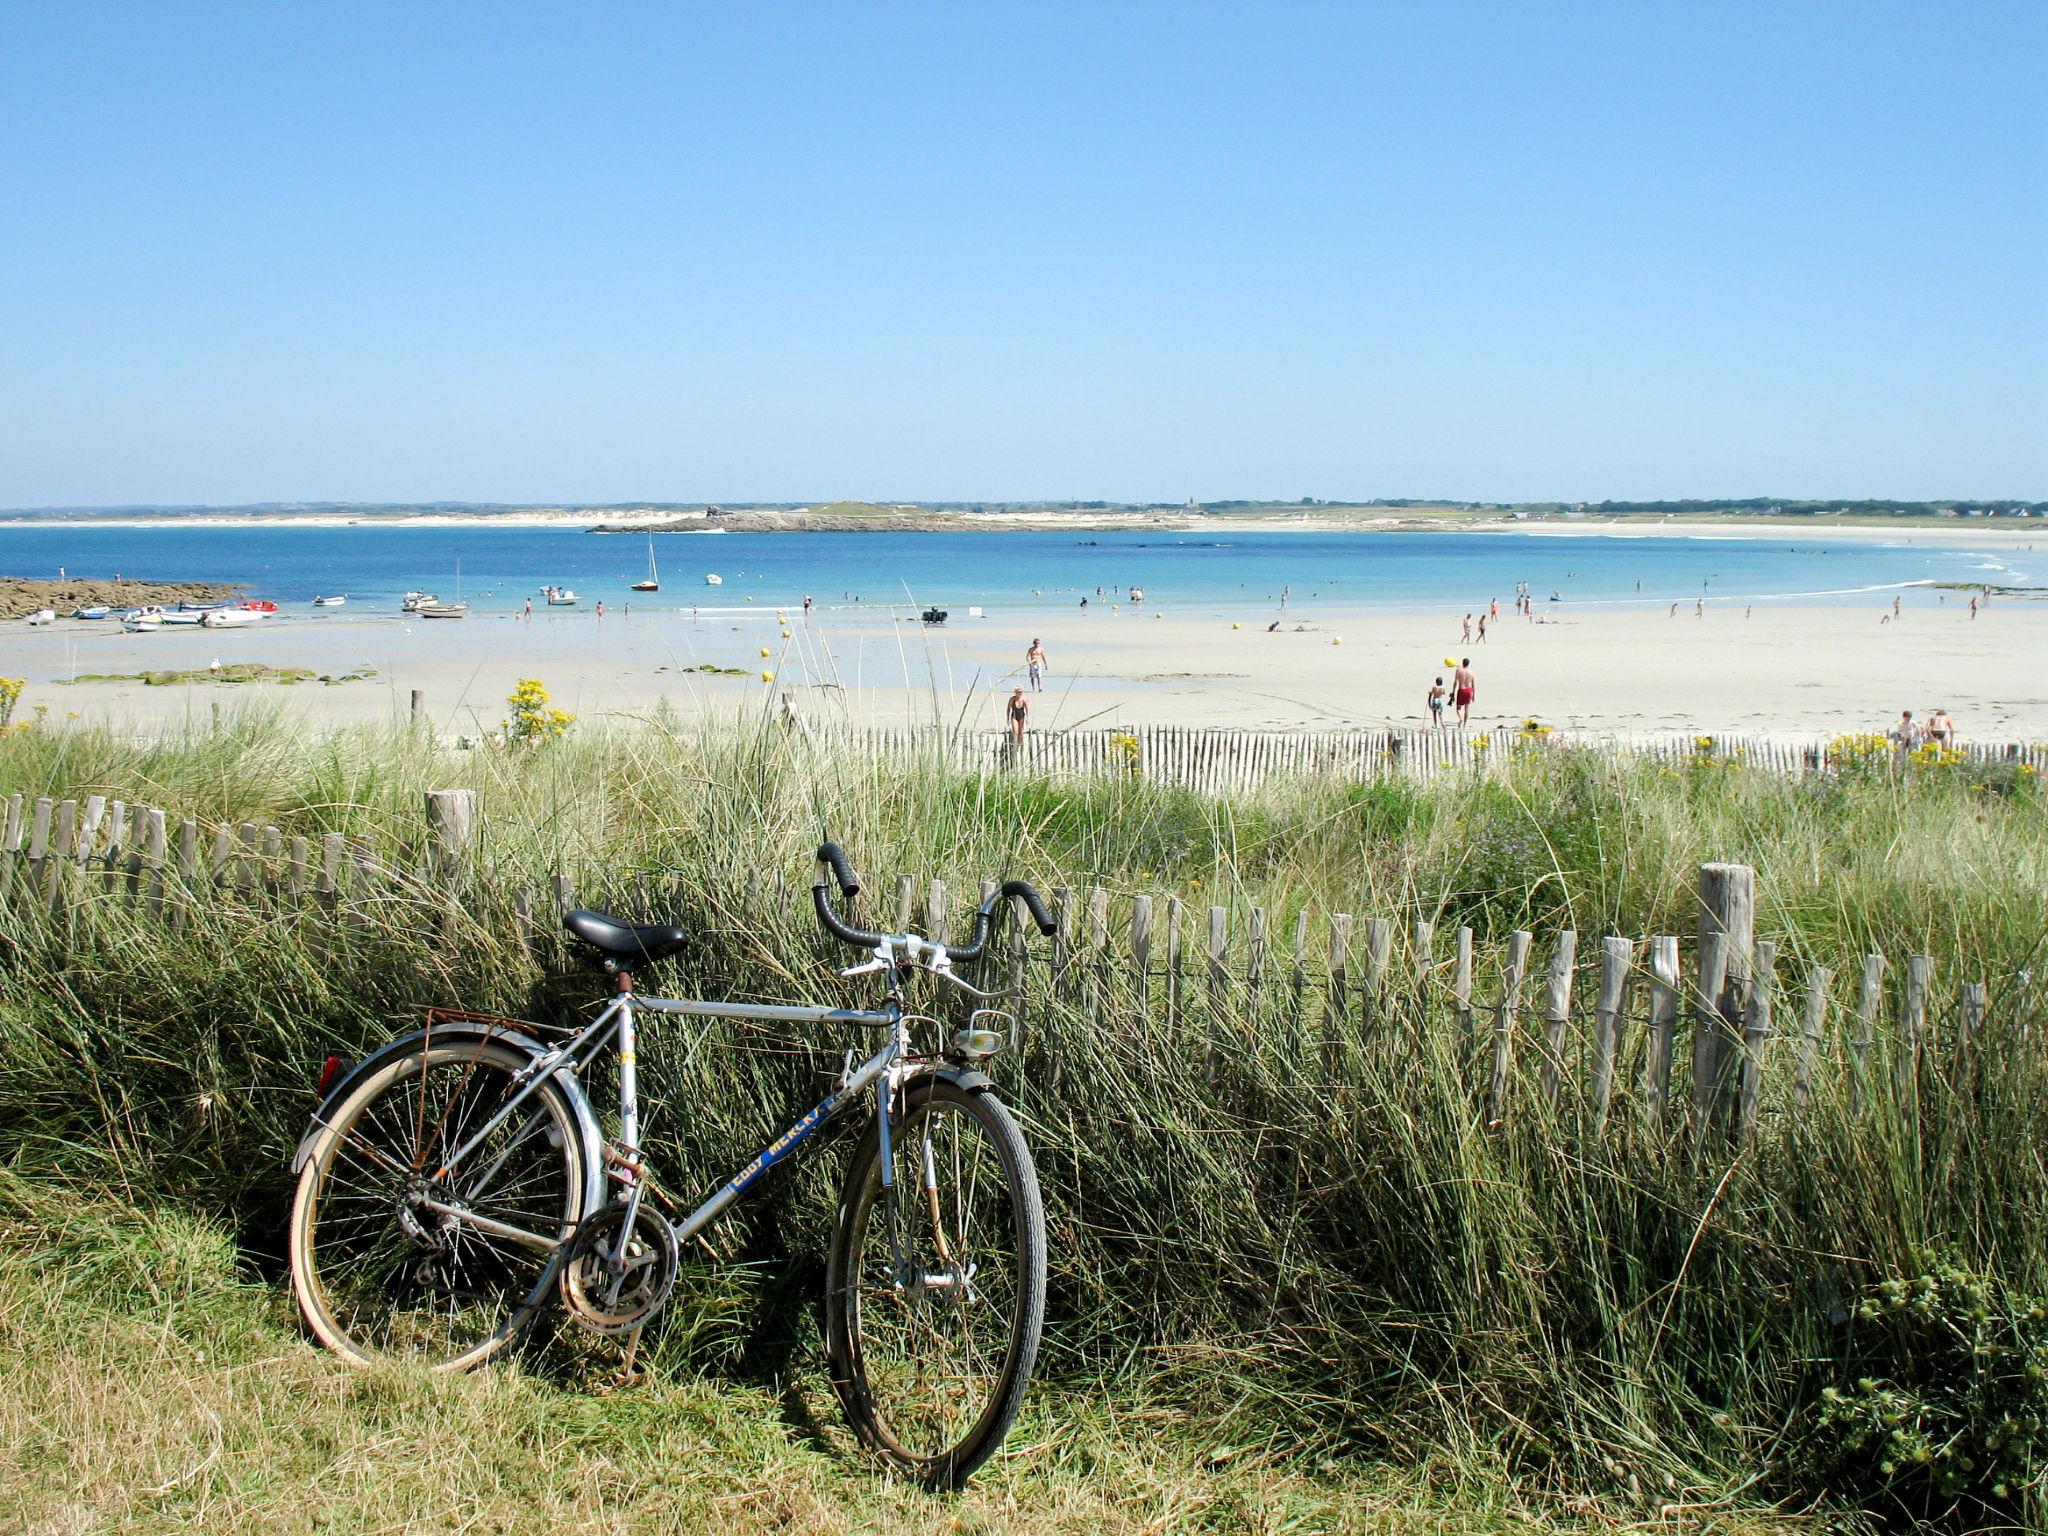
[1451,657,1476,725]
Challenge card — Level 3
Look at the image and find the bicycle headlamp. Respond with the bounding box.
[952,1026,1005,1060]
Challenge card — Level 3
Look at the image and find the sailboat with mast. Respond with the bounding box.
[632,536,660,592]
[416,557,468,618]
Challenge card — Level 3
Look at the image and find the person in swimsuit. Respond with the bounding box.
[1025,639,1048,691]
[1452,658,1476,725]
[1006,686,1029,744]
[1926,708,1955,746]
[1428,676,1446,725]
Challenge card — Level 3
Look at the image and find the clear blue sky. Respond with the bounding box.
[1,2,2041,507]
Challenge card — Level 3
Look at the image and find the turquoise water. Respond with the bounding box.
[0,523,2027,621]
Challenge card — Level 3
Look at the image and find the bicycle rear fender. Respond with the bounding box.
[921,1062,997,1096]
[290,1022,604,1180]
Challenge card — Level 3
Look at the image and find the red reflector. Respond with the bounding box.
[316,1056,344,1096]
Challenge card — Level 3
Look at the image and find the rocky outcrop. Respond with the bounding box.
[0,577,243,620]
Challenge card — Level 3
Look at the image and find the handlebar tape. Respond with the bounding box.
[998,879,1059,936]
[814,841,861,899]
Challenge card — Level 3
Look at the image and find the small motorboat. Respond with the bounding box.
[201,606,268,628]
[704,573,723,587]
[312,595,346,607]
[70,605,110,620]
[414,602,468,619]
[237,599,279,613]
[122,606,165,631]
[158,610,205,626]
[25,608,56,626]
[402,592,439,613]
[545,586,579,606]
[631,537,660,593]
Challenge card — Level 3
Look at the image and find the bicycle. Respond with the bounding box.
[287,841,1059,1488]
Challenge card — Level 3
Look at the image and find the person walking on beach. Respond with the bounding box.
[1452,658,1476,725]
[803,595,813,616]
[1461,613,1472,642]
[595,600,604,619]
[1926,707,1955,746]
[1489,598,1499,622]
[1427,676,1446,726]
[1970,596,1979,619]
[1005,686,1030,745]
[1694,598,1704,619]
[1888,709,1922,750]
[523,598,532,619]
[1025,638,1048,691]
[1476,613,1488,643]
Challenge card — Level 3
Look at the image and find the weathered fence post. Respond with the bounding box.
[1539,929,1578,1108]
[1411,919,1434,1036]
[1736,940,1777,1142]
[1049,886,1072,1002]
[1454,927,1474,1059]
[1290,910,1309,1051]
[1488,930,1532,1125]
[0,793,23,900]
[1899,955,1931,1106]
[424,789,478,938]
[926,877,951,950]
[1165,895,1184,1039]
[1693,862,1755,1132]
[1590,935,1633,1132]
[1086,887,1109,1022]
[1644,936,1681,1116]
[142,809,168,920]
[1205,905,1229,1082]
[1361,917,1393,1043]
[1851,954,1885,1109]
[1130,894,1154,1033]
[1794,964,1832,1112]
[894,874,916,934]
[1325,913,1353,1080]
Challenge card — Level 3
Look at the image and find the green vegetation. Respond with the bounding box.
[1,708,2043,1530]
[55,664,375,687]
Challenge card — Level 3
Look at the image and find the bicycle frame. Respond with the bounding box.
[419,982,915,1260]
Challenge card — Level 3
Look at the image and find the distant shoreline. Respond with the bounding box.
[0,507,2040,547]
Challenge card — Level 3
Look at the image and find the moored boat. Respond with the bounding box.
[25,608,56,626]
[200,606,268,628]
[545,586,579,605]
[158,610,205,626]
[414,602,468,619]
[402,592,439,612]
[122,606,165,631]
[311,595,346,607]
[704,572,723,586]
[631,537,659,592]
[70,605,110,619]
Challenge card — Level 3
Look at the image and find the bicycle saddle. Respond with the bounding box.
[561,909,690,966]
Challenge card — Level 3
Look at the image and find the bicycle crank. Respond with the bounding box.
[559,1202,680,1334]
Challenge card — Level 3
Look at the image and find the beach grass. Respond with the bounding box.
[1,707,2043,1530]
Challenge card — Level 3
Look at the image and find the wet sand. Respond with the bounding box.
[9,588,2042,744]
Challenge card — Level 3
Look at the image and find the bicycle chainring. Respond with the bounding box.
[559,1202,680,1334]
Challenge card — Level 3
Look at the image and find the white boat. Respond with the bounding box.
[158,610,205,626]
[312,595,346,607]
[546,586,579,606]
[631,537,659,593]
[704,573,723,586]
[415,602,468,619]
[201,606,268,628]
[122,607,165,631]
[70,605,110,619]
[402,592,439,613]
[25,608,56,626]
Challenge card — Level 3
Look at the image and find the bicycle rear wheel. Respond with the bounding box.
[824,1077,1046,1488]
[289,1038,592,1371]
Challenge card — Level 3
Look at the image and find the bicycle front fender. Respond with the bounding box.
[289,1022,603,1179]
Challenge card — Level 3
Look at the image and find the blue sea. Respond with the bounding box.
[0,522,2030,622]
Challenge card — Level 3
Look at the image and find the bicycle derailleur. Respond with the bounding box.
[559,1200,681,1334]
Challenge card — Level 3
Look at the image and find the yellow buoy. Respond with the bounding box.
[1231,622,1241,630]
[758,647,771,657]
[1332,637,1342,645]
[760,670,775,682]
[780,629,791,638]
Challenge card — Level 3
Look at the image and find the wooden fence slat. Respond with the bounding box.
[1590,935,1633,1132]
[1454,926,1474,1058]
[1851,954,1885,1108]
[1539,929,1578,1107]
[1362,917,1392,1040]
[1645,936,1681,1115]
[1900,955,1932,1104]
[1736,940,1777,1142]
[1794,964,1832,1112]
[1488,930,1533,1124]
[1325,913,1353,1079]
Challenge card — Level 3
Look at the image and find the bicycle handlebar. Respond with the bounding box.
[813,841,1058,966]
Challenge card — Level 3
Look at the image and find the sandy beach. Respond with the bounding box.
[11,585,2042,744]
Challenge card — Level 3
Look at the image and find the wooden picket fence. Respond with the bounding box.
[781,722,2047,796]
[3,784,2038,1144]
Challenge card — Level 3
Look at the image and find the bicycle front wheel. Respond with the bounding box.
[289,1038,592,1371]
[824,1077,1047,1489]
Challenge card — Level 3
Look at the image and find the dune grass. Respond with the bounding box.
[1,707,2043,1530]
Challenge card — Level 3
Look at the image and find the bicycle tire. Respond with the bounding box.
[824,1077,1047,1488]
[289,1038,592,1371]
